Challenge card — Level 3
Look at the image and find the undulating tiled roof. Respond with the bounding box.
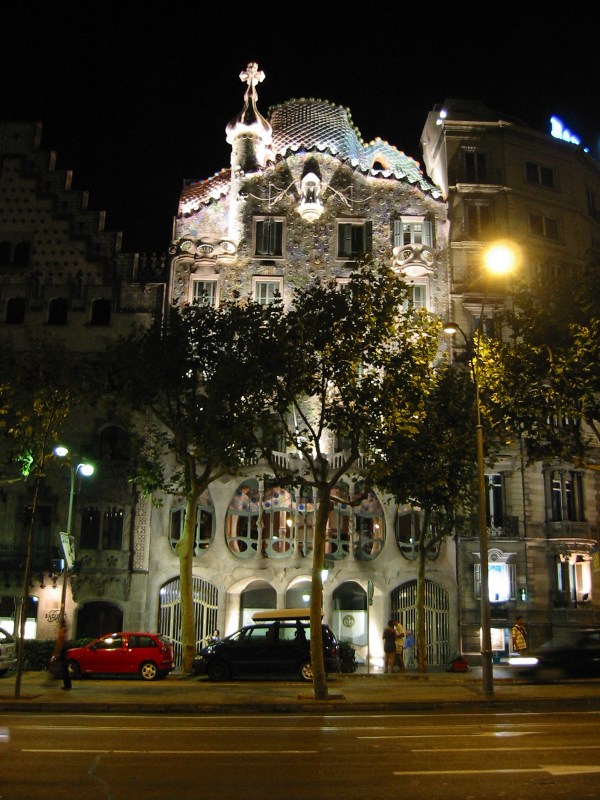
[179,99,441,213]
[270,99,440,196]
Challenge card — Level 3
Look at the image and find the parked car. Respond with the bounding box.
[0,627,17,676]
[193,610,340,682]
[66,632,175,681]
[517,627,600,681]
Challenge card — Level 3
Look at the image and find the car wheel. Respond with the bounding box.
[139,661,159,681]
[207,661,230,681]
[299,661,313,682]
[67,660,80,679]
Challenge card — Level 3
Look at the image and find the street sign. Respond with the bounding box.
[59,532,75,569]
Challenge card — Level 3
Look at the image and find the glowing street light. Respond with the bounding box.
[444,241,517,697]
[53,446,95,632]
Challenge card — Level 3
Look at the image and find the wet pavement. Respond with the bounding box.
[1,666,599,714]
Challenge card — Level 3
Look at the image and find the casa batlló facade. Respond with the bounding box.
[0,68,598,668]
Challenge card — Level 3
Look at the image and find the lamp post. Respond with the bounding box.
[444,241,517,697]
[53,446,94,632]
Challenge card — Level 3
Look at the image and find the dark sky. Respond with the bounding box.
[2,3,598,254]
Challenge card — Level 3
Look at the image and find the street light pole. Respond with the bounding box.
[54,447,94,633]
[443,239,518,698]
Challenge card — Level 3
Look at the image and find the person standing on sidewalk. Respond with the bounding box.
[394,620,406,671]
[51,624,72,690]
[511,615,527,655]
[383,620,397,673]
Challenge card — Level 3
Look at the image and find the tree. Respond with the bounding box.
[247,259,440,697]
[0,339,75,697]
[372,363,477,671]
[109,301,276,672]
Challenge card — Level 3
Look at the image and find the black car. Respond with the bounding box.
[193,614,340,682]
[520,627,600,681]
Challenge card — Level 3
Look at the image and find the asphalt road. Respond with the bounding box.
[2,707,600,799]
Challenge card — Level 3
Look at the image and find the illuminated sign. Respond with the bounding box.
[550,116,581,145]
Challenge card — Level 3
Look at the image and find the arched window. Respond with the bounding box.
[353,483,385,560]
[5,297,26,324]
[240,581,276,626]
[226,481,260,558]
[48,297,68,325]
[90,298,111,326]
[169,490,215,556]
[332,581,368,645]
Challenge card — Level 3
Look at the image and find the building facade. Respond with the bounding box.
[1,76,598,668]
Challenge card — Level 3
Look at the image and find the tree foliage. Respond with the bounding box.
[246,259,441,696]
[108,301,277,671]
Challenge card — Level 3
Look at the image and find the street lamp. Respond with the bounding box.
[444,241,517,697]
[53,446,94,632]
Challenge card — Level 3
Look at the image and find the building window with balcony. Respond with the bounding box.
[549,469,585,522]
[486,473,504,530]
[80,507,101,549]
[529,212,559,241]
[525,160,555,189]
[253,217,285,257]
[191,279,219,307]
[337,219,372,258]
[555,553,592,607]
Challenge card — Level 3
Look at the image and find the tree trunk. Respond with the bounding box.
[310,483,330,700]
[178,461,200,673]
[416,509,431,674]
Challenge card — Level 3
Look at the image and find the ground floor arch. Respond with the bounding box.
[391,579,450,667]
[158,575,219,665]
[75,601,123,639]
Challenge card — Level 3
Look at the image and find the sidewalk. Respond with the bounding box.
[1,667,599,714]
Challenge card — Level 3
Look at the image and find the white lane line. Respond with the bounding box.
[395,766,600,777]
[22,749,317,755]
[414,745,600,752]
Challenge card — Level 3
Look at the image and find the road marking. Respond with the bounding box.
[414,745,600,752]
[22,748,317,755]
[395,766,600,777]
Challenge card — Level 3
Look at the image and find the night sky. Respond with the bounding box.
[2,3,598,255]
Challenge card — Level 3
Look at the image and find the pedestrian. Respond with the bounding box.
[52,624,72,690]
[382,619,396,673]
[394,620,405,671]
[404,630,415,668]
[511,615,527,655]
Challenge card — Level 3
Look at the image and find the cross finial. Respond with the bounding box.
[239,62,265,104]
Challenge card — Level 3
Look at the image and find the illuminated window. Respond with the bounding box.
[474,562,516,602]
[525,160,555,189]
[337,220,372,258]
[254,217,285,257]
[529,212,559,240]
[393,219,432,247]
[191,279,219,307]
[252,277,282,305]
[403,284,427,310]
[555,554,592,606]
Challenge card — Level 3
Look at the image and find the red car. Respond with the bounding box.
[66,632,175,681]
